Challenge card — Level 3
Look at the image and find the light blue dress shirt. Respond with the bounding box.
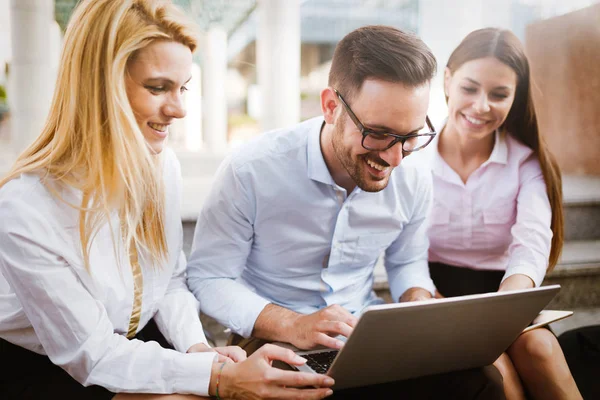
[187,117,436,338]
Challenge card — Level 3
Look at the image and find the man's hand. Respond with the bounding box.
[253,303,358,351]
[399,287,433,302]
[498,274,534,292]
[288,304,358,350]
[187,342,247,363]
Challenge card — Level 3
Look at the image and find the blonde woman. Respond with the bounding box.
[0,1,334,399]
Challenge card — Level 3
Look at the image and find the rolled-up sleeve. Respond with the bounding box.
[385,172,436,301]
[0,200,216,396]
[503,155,552,287]
[187,158,270,338]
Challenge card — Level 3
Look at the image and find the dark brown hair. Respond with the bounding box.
[328,25,437,100]
[447,28,564,271]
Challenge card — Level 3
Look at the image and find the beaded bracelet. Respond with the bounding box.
[215,362,226,400]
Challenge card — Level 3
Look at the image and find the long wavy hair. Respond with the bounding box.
[446,28,564,272]
[0,0,198,269]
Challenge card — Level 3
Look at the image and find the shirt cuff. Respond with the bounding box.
[167,351,218,396]
[231,296,271,338]
[502,264,545,287]
[174,319,209,353]
[154,294,210,353]
[389,276,437,302]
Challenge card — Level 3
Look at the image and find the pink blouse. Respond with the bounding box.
[405,129,552,287]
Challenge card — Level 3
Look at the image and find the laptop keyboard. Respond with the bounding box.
[304,350,339,373]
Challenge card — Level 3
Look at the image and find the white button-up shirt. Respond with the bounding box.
[0,149,215,395]
[187,117,436,338]
[406,127,552,287]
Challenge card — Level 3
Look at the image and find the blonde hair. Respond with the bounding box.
[0,0,198,269]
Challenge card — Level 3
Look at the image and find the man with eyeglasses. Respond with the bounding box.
[187,25,504,398]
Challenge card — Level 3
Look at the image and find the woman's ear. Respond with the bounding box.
[321,87,339,124]
[444,67,452,98]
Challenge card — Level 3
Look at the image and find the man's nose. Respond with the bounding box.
[379,142,404,168]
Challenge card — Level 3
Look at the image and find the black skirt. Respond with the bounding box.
[0,319,173,400]
[429,261,505,297]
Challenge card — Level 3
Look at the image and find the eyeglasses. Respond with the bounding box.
[333,88,436,153]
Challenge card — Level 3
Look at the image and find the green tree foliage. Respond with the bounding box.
[55,0,80,32]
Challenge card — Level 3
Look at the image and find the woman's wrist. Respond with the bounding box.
[208,362,221,397]
[209,361,234,399]
[187,342,211,353]
[499,273,535,291]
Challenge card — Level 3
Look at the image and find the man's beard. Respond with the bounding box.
[332,120,391,193]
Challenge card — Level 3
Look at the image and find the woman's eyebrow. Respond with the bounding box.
[143,76,192,85]
[464,77,512,91]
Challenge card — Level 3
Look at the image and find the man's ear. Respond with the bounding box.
[321,87,339,124]
[443,67,452,98]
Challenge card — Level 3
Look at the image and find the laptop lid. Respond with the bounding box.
[318,285,560,390]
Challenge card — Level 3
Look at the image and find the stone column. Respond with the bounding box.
[257,0,300,132]
[9,0,56,153]
[201,25,228,152]
[185,62,203,151]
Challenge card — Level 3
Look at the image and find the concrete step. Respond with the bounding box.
[563,175,600,205]
[544,240,600,309]
[564,205,600,242]
[550,240,600,275]
[549,308,600,337]
[563,174,600,241]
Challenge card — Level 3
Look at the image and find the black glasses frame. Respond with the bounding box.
[333,88,437,152]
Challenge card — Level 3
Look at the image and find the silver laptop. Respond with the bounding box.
[294,285,561,390]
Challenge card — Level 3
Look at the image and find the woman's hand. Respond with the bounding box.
[187,343,247,363]
[214,343,334,400]
[498,274,534,292]
[399,287,433,302]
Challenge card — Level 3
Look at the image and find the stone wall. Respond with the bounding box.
[526,3,600,176]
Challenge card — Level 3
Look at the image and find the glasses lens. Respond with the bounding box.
[362,133,396,151]
[363,132,434,152]
[402,134,434,152]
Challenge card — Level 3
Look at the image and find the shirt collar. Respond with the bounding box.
[485,129,508,165]
[307,117,336,185]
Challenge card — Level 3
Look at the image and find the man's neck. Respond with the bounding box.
[319,122,356,194]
